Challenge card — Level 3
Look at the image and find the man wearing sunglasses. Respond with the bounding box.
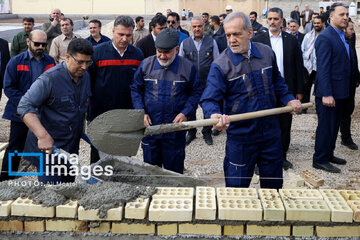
[17,38,93,184]
[0,30,55,181]
[167,12,188,46]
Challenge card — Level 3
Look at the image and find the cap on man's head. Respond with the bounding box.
[226,5,233,10]
[155,28,179,51]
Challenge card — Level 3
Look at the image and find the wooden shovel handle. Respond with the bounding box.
[144,102,313,136]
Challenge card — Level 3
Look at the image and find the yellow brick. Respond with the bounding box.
[0,200,13,217]
[216,187,258,199]
[125,197,149,219]
[56,200,78,218]
[283,199,330,221]
[218,198,262,221]
[320,189,353,222]
[149,198,192,222]
[195,186,216,220]
[316,226,360,237]
[112,223,155,234]
[279,189,323,200]
[78,205,122,221]
[157,224,178,235]
[46,220,88,232]
[223,225,244,236]
[292,225,314,237]
[247,225,290,236]
[24,221,45,232]
[152,187,194,199]
[339,190,360,200]
[0,220,23,231]
[260,196,285,221]
[347,200,360,221]
[89,222,111,234]
[179,223,221,236]
[11,197,54,217]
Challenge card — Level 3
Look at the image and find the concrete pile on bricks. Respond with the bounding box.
[1,187,360,238]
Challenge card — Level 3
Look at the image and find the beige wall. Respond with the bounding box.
[11,0,265,15]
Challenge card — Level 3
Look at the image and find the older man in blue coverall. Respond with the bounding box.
[200,12,302,188]
[131,28,202,174]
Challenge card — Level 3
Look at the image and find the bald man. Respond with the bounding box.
[0,30,55,181]
[42,8,62,53]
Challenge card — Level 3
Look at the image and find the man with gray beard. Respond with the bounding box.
[131,28,202,174]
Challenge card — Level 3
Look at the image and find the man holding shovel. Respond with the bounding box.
[131,28,202,174]
[200,12,302,189]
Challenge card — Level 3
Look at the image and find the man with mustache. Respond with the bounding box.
[17,38,93,184]
[200,11,302,188]
[131,28,202,174]
[0,30,55,181]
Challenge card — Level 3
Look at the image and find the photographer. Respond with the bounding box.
[41,8,62,53]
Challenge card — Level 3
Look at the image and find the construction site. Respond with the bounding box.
[1,1,360,239]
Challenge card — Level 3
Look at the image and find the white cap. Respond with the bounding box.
[225,5,233,10]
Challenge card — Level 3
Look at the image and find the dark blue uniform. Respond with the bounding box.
[85,34,111,46]
[0,50,55,181]
[131,55,202,173]
[17,62,91,184]
[200,42,294,188]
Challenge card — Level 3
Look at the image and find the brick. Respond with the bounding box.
[112,223,155,234]
[247,225,290,236]
[218,198,262,221]
[89,222,111,234]
[339,190,360,200]
[260,196,285,221]
[179,223,221,236]
[78,205,122,221]
[24,220,45,232]
[346,200,360,221]
[283,199,330,221]
[292,225,314,237]
[300,169,324,187]
[320,189,352,222]
[279,189,323,200]
[195,186,216,220]
[125,197,149,219]
[152,187,194,199]
[316,226,360,237]
[0,200,13,217]
[223,225,244,236]
[258,189,280,199]
[0,220,23,231]
[46,220,88,232]
[11,197,54,217]
[157,224,177,235]
[216,187,258,199]
[149,198,192,222]
[56,200,78,218]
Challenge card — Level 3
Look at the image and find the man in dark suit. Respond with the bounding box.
[136,14,167,58]
[313,3,352,173]
[252,7,304,170]
[0,38,10,100]
[289,20,304,45]
[290,6,301,25]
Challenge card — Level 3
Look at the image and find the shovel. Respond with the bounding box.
[87,102,313,156]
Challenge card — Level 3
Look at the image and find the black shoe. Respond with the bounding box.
[313,162,341,173]
[212,129,221,136]
[203,134,213,145]
[329,156,347,165]
[341,139,359,150]
[283,159,293,170]
[186,133,196,145]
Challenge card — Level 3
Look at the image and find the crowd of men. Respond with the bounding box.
[0,2,358,188]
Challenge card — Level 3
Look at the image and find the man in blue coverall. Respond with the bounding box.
[131,28,202,174]
[200,12,302,188]
[17,38,93,184]
[0,30,55,181]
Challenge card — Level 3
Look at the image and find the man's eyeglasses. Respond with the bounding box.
[70,54,93,67]
[30,40,47,47]
[167,20,176,25]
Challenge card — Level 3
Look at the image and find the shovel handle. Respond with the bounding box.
[144,102,313,136]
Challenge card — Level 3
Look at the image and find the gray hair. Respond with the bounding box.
[114,15,135,29]
[191,15,204,24]
[329,2,349,14]
[223,11,252,30]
